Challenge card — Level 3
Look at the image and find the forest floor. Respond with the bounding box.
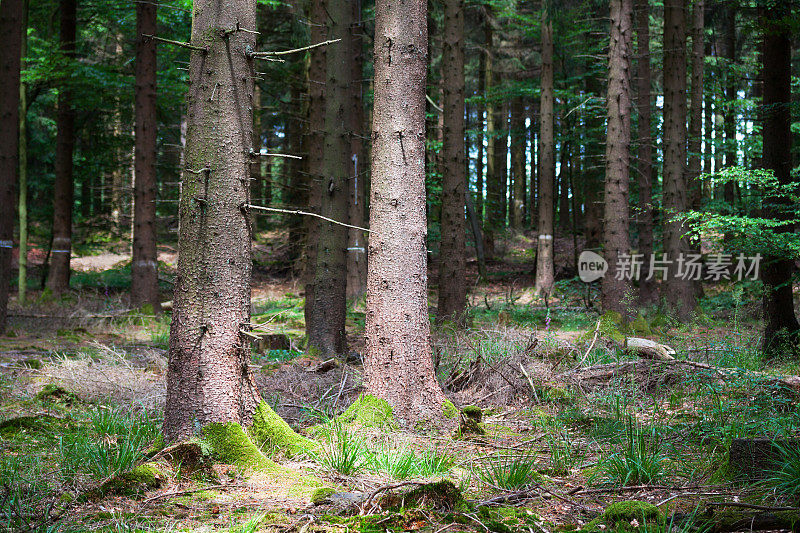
[2,230,800,532]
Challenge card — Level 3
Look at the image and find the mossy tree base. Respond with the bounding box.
[201,420,327,501]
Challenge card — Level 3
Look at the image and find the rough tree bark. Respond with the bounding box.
[163,0,259,441]
[634,0,655,305]
[18,0,29,306]
[437,0,466,323]
[46,0,77,296]
[345,1,367,302]
[535,8,555,297]
[687,0,705,299]
[662,0,695,320]
[722,2,737,211]
[308,0,351,356]
[760,3,799,355]
[0,0,24,333]
[364,0,452,427]
[131,0,160,311]
[601,0,633,314]
[302,0,326,337]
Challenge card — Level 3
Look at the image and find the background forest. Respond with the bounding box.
[1,0,800,531]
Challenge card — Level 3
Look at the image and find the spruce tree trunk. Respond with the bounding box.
[557,130,570,232]
[535,9,555,297]
[601,0,633,315]
[722,3,736,211]
[510,97,526,230]
[583,76,603,250]
[687,0,705,299]
[308,0,351,356]
[345,1,367,302]
[760,4,799,355]
[476,47,485,219]
[18,0,29,306]
[635,0,655,305]
[46,0,77,296]
[131,0,160,311]
[482,11,497,258]
[437,0,466,323]
[250,84,262,227]
[302,0,326,336]
[364,0,451,427]
[0,0,24,333]
[163,0,259,442]
[662,0,695,320]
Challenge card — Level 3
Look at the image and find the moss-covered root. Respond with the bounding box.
[202,421,327,500]
[87,463,166,500]
[338,394,396,428]
[249,401,319,458]
[582,501,663,532]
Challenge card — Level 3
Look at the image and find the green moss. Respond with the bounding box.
[442,399,459,420]
[249,400,319,458]
[201,421,327,501]
[462,405,482,422]
[476,506,542,533]
[598,311,626,344]
[627,313,652,336]
[543,385,576,404]
[338,394,396,428]
[311,487,337,504]
[582,501,662,532]
[202,422,275,471]
[143,434,165,458]
[21,358,42,369]
[0,414,61,435]
[97,463,165,498]
[35,384,80,404]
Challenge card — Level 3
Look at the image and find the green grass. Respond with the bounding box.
[312,420,369,476]
[477,452,540,490]
[762,440,800,505]
[59,408,161,481]
[598,415,665,486]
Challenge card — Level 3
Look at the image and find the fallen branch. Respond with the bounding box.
[624,337,676,361]
[706,501,800,512]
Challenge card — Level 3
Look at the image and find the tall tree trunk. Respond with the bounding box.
[308,0,351,356]
[557,129,570,232]
[760,4,799,355]
[302,0,326,337]
[17,0,29,306]
[662,0,694,320]
[476,45,485,219]
[437,0,466,323]
[528,102,538,229]
[46,0,77,296]
[510,97,526,230]
[346,0,367,302]
[584,76,604,249]
[703,41,713,178]
[131,0,160,311]
[601,0,633,315]
[0,0,24,332]
[722,2,736,210]
[535,8,555,297]
[635,0,655,305]
[687,0,705,299]
[163,0,259,442]
[364,0,451,427]
[250,84,262,227]
[482,10,497,258]
[110,38,126,232]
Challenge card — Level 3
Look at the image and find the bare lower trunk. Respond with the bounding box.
[760,4,799,355]
[0,0,24,332]
[662,0,694,320]
[535,10,555,297]
[635,0,655,305]
[437,0,466,323]
[163,0,259,442]
[47,0,77,296]
[364,0,450,427]
[308,0,351,356]
[601,0,633,315]
[131,0,160,311]
[18,0,29,306]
